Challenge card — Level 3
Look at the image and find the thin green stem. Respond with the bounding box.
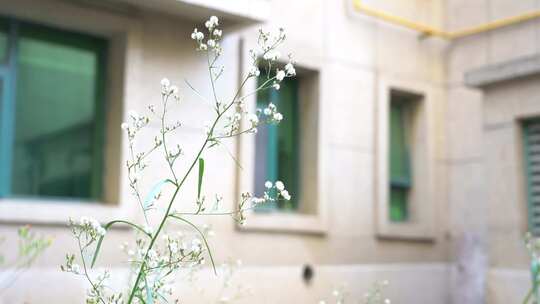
[169,214,216,274]
[126,75,250,304]
[77,238,106,304]
[160,94,179,184]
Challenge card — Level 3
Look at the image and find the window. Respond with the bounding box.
[0,18,107,201]
[523,119,540,236]
[389,96,412,222]
[254,76,300,212]
[237,51,323,233]
[377,81,435,239]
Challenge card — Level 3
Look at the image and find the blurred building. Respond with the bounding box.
[0,0,538,303]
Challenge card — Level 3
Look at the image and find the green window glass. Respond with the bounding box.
[523,119,540,236]
[0,20,8,64]
[254,77,299,211]
[0,18,107,201]
[389,98,412,222]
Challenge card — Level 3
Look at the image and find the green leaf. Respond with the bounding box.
[91,220,150,268]
[146,277,154,304]
[197,158,204,199]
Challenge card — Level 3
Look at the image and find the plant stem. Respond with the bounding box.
[126,76,249,304]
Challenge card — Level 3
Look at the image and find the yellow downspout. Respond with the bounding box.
[352,0,540,39]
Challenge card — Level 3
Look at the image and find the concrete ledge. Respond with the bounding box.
[465,54,540,88]
[0,263,450,303]
[108,0,269,24]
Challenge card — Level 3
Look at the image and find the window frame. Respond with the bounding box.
[236,38,326,235]
[253,76,300,212]
[0,4,141,225]
[376,78,436,241]
[522,118,540,236]
[0,17,108,201]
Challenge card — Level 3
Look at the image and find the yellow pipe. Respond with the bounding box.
[352,0,540,39]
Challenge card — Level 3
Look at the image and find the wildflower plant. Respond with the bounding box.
[524,232,540,304]
[0,226,52,294]
[62,16,295,304]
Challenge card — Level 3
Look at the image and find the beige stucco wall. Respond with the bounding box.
[446,0,540,303]
[0,0,452,303]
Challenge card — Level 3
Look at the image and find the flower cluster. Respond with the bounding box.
[160,77,180,101]
[257,102,283,124]
[85,271,123,304]
[364,281,391,304]
[245,28,296,91]
[70,216,106,241]
[191,16,223,54]
[117,230,212,303]
[0,226,51,294]
[216,100,284,140]
[121,110,150,143]
[260,180,291,202]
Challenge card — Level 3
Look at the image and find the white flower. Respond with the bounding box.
[205,16,219,29]
[248,66,260,77]
[121,123,128,130]
[276,70,286,81]
[200,44,208,51]
[273,112,283,121]
[247,113,259,125]
[170,85,179,95]
[285,63,296,76]
[273,83,280,90]
[207,39,216,48]
[161,78,170,88]
[213,29,222,37]
[281,190,291,201]
[191,28,204,41]
[265,181,273,189]
[263,108,272,116]
[275,180,285,191]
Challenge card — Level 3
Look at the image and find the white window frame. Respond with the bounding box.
[376,77,436,240]
[235,37,327,235]
[0,1,144,225]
